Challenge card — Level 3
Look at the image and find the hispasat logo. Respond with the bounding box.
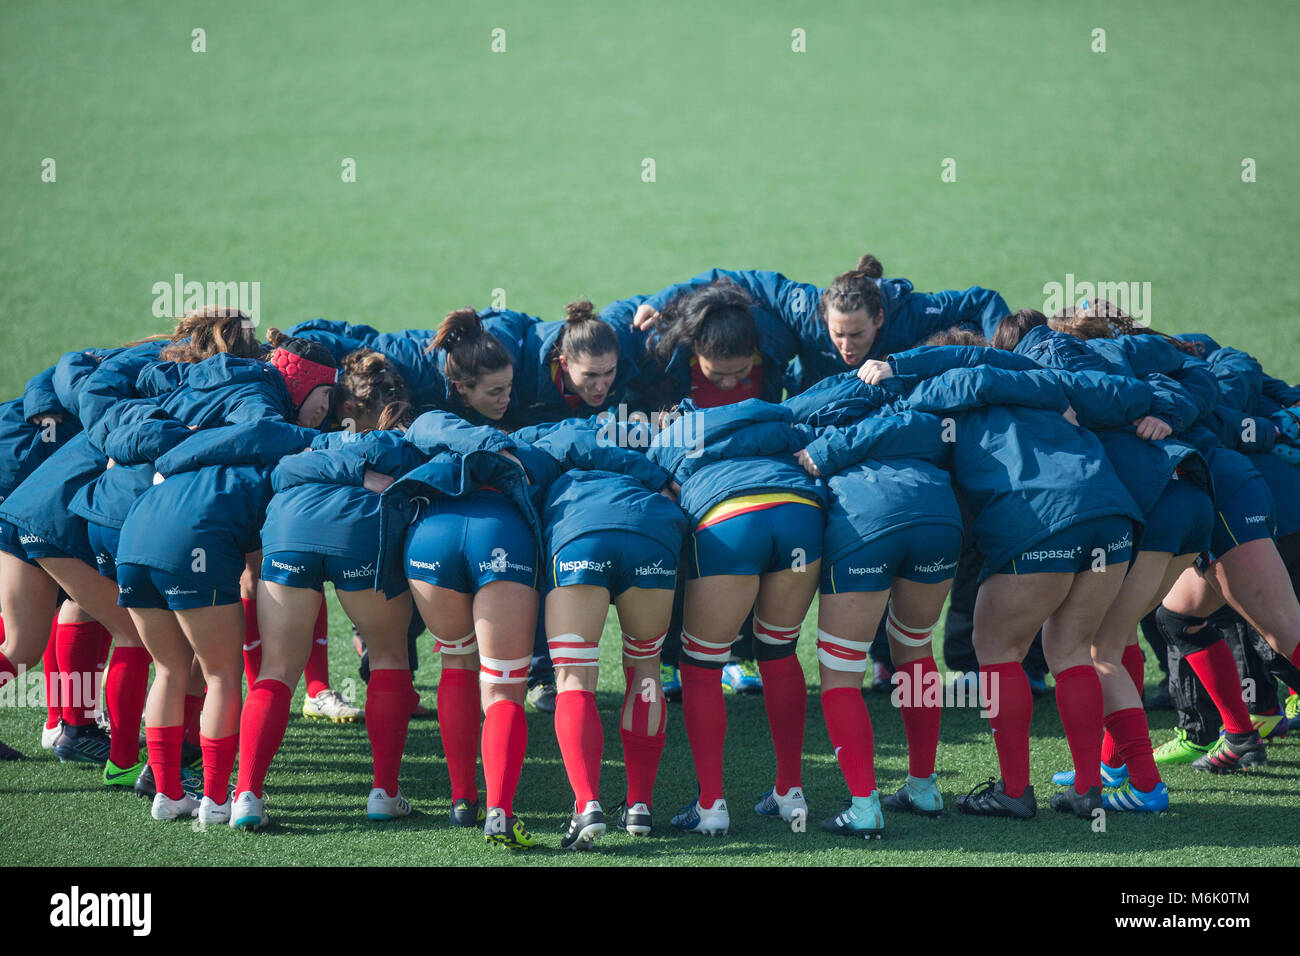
[49,886,151,936]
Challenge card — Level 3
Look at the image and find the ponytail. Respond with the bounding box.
[554,300,619,363]
[427,308,512,388]
[991,309,1048,351]
[821,252,884,322]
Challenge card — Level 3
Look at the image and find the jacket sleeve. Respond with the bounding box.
[803,411,948,476]
[531,420,672,491]
[1206,347,1265,412]
[1262,373,1300,410]
[906,367,1069,415]
[21,365,61,422]
[76,344,165,424]
[889,345,1039,380]
[894,286,1010,340]
[1051,370,1162,429]
[271,447,368,492]
[404,409,515,457]
[154,421,318,476]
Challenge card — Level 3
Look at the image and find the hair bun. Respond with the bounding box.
[564,300,596,324]
[855,253,883,279]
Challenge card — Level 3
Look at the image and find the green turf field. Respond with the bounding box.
[1,595,1298,867]
[2,0,1299,865]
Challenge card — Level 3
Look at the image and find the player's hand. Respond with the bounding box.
[633,303,663,331]
[1133,415,1171,440]
[795,448,820,477]
[105,458,116,469]
[1063,406,1079,426]
[29,412,62,426]
[660,479,681,500]
[857,360,893,385]
[363,470,395,494]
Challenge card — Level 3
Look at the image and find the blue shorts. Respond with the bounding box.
[261,549,390,594]
[404,490,538,594]
[821,523,963,594]
[86,522,120,579]
[2,521,74,562]
[998,515,1135,576]
[549,532,679,594]
[689,501,823,579]
[0,518,38,567]
[1209,474,1276,562]
[116,563,241,611]
[1140,477,1214,556]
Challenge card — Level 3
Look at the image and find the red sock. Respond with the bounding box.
[1290,646,1300,671]
[146,725,185,800]
[236,678,292,798]
[1105,707,1161,791]
[304,597,329,699]
[621,727,665,807]
[620,671,667,807]
[555,689,603,808]
[1121,643,1145,697]
[0,649,13,686]
[365,668,416,796]
[896,656,941,778]
[821,686,876,796]
[91,623,112,716]
[981,662,1032,798]
[241,598,262,686]
[679,662,726,805]
[200,733,238,802]
[481,699,527,815]
[1100,729,1121,767]
[41,621,60,730]
[1055,665,1104,794]
[757,655,806,794]
[56,621,101,726]
[437,667,480,802]
[183,693,205,747]
[105,646,151,768]
[1186,641,1252,733]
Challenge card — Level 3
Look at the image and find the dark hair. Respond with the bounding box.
[555,300,619,363]
[128,305,262,363]
[1049,303,1199,355]
[332,348,409,429]
[266,327,339,367]
[821,253,885,323]
[377,400,416,431]
[427,308,512,388]
[991,309,1048,351]
[652,279,757,366]
[922,327,988,348]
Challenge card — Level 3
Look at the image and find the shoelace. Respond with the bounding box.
[963,777,999,802]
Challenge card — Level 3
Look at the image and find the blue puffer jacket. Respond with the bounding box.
[0,342,169,561]
[71,355,316,531]
[888,348,1143,578]
[1012,328,1212,517]
[599,293,800,411]
[646,399,827,524]
[1177,334,1300,537]
[610,267,1009,393]
[111,365,321,584]
[375,411,563,596]
[512,417,685,560]
[0,349,109,504]
[286,319,446,410]
[262,430,431,590]
[783,374,962,565]
[482,310,647,428]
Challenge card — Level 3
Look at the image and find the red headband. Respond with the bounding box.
[270,347,338,409]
